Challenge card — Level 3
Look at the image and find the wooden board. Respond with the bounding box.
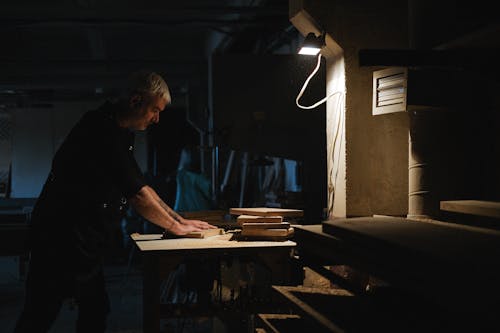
[190,216,226,223]
[241,227,294,237]
[257,314,303,333]
[272,286,350,333]
[321,217,500,266]
[131,232,296,251]
[130,233,162,241]
[230,207,303,217]
[237,214,283,224]
[163,228,224,239]
[179,210,228,224]
[185,228,225,238]
[440,200,500,219]
[180,210,227,219]
[241,222,291,230]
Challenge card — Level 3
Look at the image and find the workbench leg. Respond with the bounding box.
[143,255,160,333]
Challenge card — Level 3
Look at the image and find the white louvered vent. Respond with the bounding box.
[373,67,407,115]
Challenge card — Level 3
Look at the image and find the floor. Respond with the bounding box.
[1,256,144,333]
[1,251,255,333]
[4,252,496,333]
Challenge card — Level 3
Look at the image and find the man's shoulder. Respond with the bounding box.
[78,102,117,128]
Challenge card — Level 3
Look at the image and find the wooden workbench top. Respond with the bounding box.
[294,220,500,307]
[440,200,500,218]
[321,217,500,266]
[131,233,296,252]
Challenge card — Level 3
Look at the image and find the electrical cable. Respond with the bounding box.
[295,53,343,110]
[294,52,346,216]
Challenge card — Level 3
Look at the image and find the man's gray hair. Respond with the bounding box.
[125,70,171,104]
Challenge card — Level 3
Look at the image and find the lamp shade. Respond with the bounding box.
[298,32,325,55]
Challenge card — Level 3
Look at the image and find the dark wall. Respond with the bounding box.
[213,54,327,222]
[147,106,199,205]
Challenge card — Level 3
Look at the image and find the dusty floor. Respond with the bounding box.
[0,254,237,333]
[1,257,144,333]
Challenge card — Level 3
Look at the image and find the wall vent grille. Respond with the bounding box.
[373,67,407,115]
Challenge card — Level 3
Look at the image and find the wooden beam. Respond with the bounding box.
[273,285,351,332]
[359,49,500,68]
[440,200,500,219]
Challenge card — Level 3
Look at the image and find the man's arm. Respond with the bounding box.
[142,186,216,230]
[129,185,207,235]
[144,186,184,222]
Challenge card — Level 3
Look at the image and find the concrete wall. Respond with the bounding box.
[406,0,500,216]
[290,0,409,217]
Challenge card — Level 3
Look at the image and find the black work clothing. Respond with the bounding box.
[14,101,146,333]
[14,251,110,333]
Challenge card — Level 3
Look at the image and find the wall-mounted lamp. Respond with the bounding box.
[298,32,325,55]
[296,31,343,110]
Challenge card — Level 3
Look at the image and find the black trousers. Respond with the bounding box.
[13,251,110,333]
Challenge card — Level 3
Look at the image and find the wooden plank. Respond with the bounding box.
[241,222,291,230]
[162,228,224,239]
[257,314,302,333]
[130,233,162,241]
[258,314,302,320]
[180,210,226,218]
[293,224,500,318]
[321,217,500,266]
[241,227,294,237]
[359,48,500,67]
[230,207,303,217]
[273,286,348,332]
[133,233,296,252]
[237,215,284,224]
[440,200,500,219]
[132,230,226,240]
[184,228,224,238]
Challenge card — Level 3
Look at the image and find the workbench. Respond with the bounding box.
[131,232,296,333]
[293,217,500,326]
[440,200,500,219]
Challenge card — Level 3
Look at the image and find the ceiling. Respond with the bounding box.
[0,0,297,106]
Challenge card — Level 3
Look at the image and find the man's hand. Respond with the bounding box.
[130,185,218,235]
[168,222,206,236]
[180,219,217,230]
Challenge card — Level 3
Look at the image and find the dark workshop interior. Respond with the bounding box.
[1,0,500,332]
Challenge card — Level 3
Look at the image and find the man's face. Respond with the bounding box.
[129,94,168,131]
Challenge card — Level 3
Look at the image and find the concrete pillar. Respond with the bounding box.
[408,108,450,218]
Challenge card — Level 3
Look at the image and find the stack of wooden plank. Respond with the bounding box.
[162,227,225,239]
[180,210,227,223]
[230,207,303,240]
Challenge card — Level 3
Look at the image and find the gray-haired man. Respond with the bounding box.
[14,70,215,332]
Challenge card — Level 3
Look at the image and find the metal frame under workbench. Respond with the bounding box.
[132,233,296,333]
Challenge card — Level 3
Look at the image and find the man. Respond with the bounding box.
[14,70,215,332]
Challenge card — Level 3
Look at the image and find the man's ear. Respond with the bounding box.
[129,94,143,109]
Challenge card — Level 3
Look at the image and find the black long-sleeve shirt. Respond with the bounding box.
[29,101,146,274]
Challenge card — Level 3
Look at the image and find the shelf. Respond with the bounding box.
[440,200,500,219]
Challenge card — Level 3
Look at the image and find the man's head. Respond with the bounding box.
[118,70,171,131]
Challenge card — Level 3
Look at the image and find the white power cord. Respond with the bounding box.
[296,53,343,110]
[295,52,346,217]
